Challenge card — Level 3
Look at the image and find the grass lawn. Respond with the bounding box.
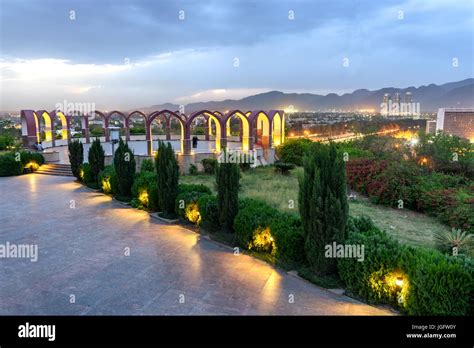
[181,166,450,249]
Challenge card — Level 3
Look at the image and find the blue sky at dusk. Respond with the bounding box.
[0,0,473,110]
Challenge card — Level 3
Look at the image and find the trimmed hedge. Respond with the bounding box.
[338,217,473,315]
[234,198,279,249]
[0,153,23,176]
[131,171,159,211]
[276,138,312,166]
[80,163,94,185]
[399,247,472,315]
[98,165,119,195]
[233,198,306,265]
[270,213,307,265]
[197,194,219,232]
[140,159,154,173]
[274,162,295,175]
[175,186,211,223]
[20,151,45,166]
[201,158,218,174]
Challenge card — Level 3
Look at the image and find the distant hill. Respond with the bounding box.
[133,78,474,113]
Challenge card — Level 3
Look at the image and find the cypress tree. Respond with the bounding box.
[216,154,240,232]
[114,138,136,198]
[68,139,83,180]
[298,142,348,275]
[155,141,179,218]
[88,138,105,184]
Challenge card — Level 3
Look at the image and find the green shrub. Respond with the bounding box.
[216,160,240,231]
[80,163,94,185]
[274,162,295,175]
[19,151,45,167]
[400,247,472,315]
[202,158,218,174]
[233,198,279,249]
[98,165,118,195]
[114,138,136,198]
[131,171,159,211]
[88,138,105,184]
[175,190,209,223]
[197,194,220,232]
[0,134,16,150]
[68,139,83,179]
[338,228,402,306]
[338,225,473,315]
[189,163,198,175]
[156,141,179,218]
[140,159,154,173]
[0,153,23,176]
[276,138,312,166]
[345,215,377,234]
[270,213,307,265]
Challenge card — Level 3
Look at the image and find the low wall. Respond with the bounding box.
[42,151,60,163]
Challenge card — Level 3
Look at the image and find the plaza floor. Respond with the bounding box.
[0,174,391,315]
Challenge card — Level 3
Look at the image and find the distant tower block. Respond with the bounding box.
[436,108,474,141]
[426,120,437,134]
[394,93,401,104]
[404,92,413,104]
[383,93,390,104]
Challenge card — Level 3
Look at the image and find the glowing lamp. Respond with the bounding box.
[395,277,404,287]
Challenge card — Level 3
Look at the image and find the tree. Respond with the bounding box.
[88,138,105,184]
[155,141,179,218]
[68,139,83,180]
[114,138,136,198]
[216,155,240,232]
[298,142,349,275]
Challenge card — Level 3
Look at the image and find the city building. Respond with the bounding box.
[404,92,412,104]
[426,120,437,134]
[436,108,474,141]
[394,93,401,104]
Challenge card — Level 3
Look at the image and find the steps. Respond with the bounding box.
[35,163,74,177]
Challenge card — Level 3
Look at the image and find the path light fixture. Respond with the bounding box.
[395,277,404,288]
[109,127,120,156]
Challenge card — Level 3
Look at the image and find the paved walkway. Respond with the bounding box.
[0,174,391,315]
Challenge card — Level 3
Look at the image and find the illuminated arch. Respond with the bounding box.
[222,110,250,151]
[36,110,53,142]
[50,110,69,141]
[187,110,222,153]
[248,111,271,148]
[271,111,282,146]
[148,110,185,154]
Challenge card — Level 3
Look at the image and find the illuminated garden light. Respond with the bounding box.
[395,277,404,287]
[138,190,149,206]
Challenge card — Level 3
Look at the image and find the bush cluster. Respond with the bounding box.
[131,171,159,211]
[338,216,473,315]
[0,153,23,176]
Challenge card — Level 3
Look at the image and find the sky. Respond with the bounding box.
[0,0,473,111]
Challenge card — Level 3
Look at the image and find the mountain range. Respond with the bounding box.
[134,78,474,113]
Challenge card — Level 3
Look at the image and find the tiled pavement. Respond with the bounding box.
[0,174,391,315]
